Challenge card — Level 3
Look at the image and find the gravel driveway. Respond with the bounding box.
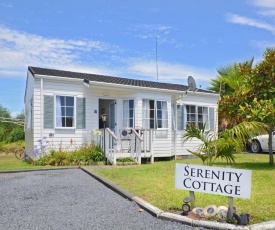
[0,169,205,230]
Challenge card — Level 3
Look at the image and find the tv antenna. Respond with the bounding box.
[156,37,159,82]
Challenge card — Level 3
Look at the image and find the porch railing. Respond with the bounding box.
[135,128,154,163]
[101,128,119,164]
[100,128,155,165]
[129,129,142,164]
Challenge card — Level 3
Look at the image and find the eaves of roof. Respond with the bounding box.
[28,66,216,95]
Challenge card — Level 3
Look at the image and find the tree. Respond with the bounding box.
[0,105,11,118]
[217,48,275,165]
[15,110,25,120]
[0,105,25,143]
[208,58,254,129]
[207,58,254,97]
[182,121,266,166]
[240,100,275,167]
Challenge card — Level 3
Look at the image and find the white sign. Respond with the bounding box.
[175,164,252,199]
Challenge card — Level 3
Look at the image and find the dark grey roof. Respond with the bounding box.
[28,66,214,93]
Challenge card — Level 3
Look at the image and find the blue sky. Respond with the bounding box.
[1,0,275,115]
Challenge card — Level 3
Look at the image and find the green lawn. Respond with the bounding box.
[0,154,56,171]
[91,154,275,224]
[1,153,274,224]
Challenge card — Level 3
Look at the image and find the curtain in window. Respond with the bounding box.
[161,101,168,128]
[123,100,129,127]
[56,96,62,127]
[172,103,175,130]
[176,105,183,130]
[142,99,150,128]
[202,107,209,129]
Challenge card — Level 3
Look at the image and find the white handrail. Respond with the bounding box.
[101,128,119,164]
[106,128,119,140]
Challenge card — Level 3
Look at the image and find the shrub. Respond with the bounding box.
[33,143,103,166]
[8,127,25,142]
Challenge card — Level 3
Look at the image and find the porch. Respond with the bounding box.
[98,128,154,165]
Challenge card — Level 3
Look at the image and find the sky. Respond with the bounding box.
[1,0,275,115]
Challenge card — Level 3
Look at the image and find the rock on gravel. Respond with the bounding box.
[0,169,205,230]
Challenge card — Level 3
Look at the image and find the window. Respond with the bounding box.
[142,99,168,129]
[44,95,85,129]
[186,105,209,129]
[123,99,134,128]
[56,96,74,128]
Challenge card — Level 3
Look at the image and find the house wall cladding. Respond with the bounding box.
[27,73,218,158]
[32,78,89,151]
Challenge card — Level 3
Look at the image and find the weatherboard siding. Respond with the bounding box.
[25,67,219,161]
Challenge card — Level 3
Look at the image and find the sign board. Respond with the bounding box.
[175,164,252,199]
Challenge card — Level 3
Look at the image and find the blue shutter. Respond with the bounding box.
[209,107,215,131]
[76,97,86,129]
[44,95,54,129]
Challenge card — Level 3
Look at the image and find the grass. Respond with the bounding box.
[1,150,274,224]
[92,154,275,224]
[0,154,58,171]
[0,141,25,153]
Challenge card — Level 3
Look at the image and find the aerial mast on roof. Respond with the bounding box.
[156,36,159,82]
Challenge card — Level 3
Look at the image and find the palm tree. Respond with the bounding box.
[182,121,266,166]
[207,57,254,97]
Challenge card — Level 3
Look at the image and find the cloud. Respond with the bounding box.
[133,24,180,45]
[252,0,275,8]
[126,60,215,86]
[251,40,275,49]
[226,13,275,34]
[0,25,115,77]
[0,24,216,89]
[250,0,275,16]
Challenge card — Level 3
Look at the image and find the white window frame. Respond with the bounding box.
[185,105,209,130]
[54,95,76,129]
[142,99,168,129]
[122,99,135,128]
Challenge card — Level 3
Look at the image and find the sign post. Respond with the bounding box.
[175,164,252,206]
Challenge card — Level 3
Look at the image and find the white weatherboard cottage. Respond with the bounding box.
[24,66,219,164]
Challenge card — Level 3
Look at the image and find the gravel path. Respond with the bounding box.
[0,169,205,230]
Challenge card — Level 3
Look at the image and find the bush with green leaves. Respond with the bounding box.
[0,105,25,143]
[33,143,104,166]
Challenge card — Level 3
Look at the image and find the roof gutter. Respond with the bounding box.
[31,72,219,98]
[88,80,219,98]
